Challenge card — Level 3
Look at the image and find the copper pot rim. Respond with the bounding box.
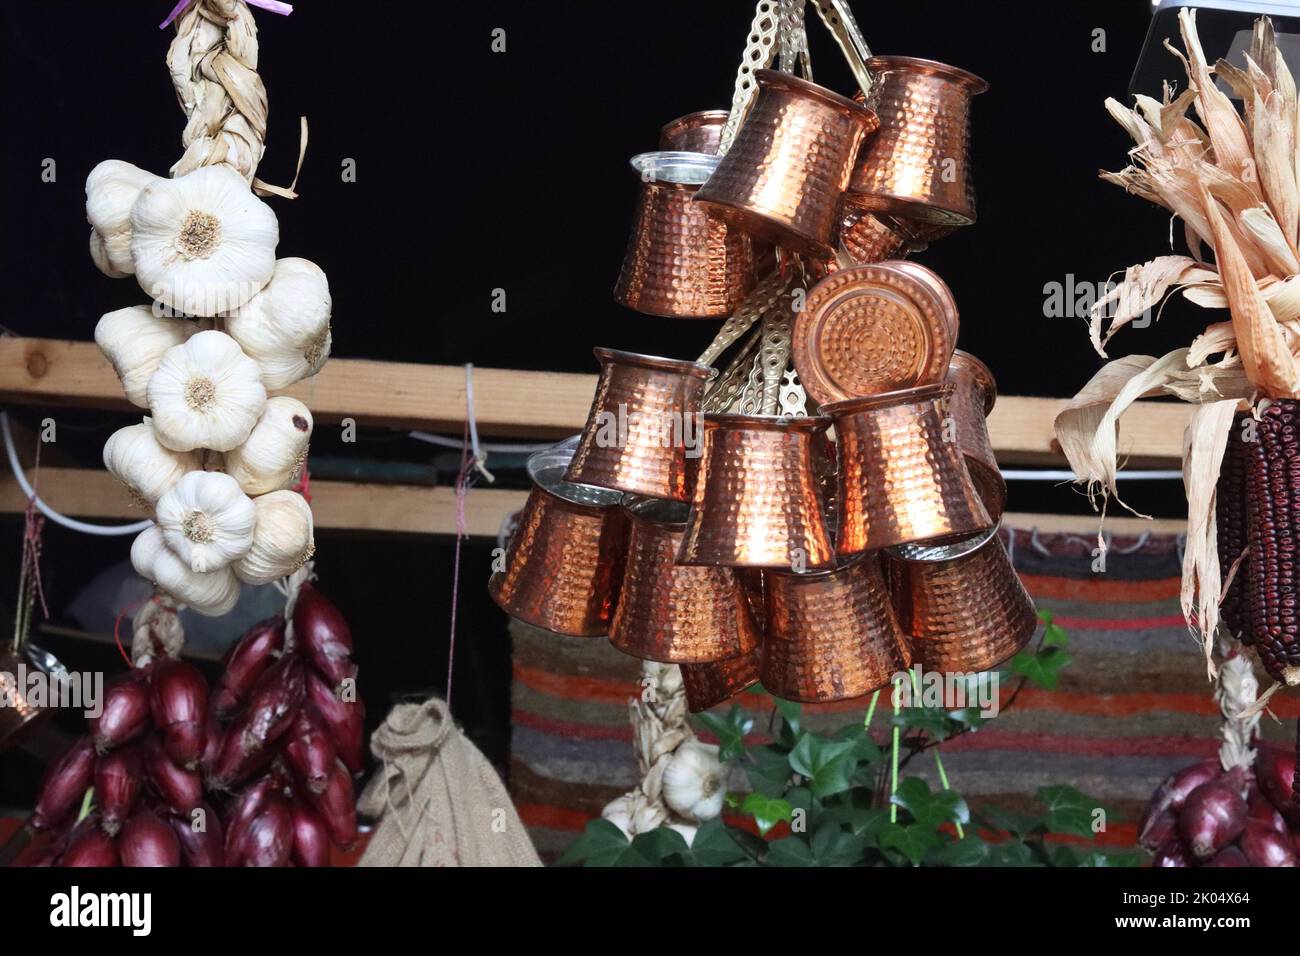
[703,411,832,433]
[592,346,715,381]
[821,382,953,417]
[765,551,870,582]
[659,110,729,144]
[628,150,721,187]
[527,441,625,512]
[690,200,836,260]
[867,55,989,94]
[886,522,1000,563]
[949,349,998,414]
[843,192,975,227]
[621,494,692,529]
[754,69,880,130]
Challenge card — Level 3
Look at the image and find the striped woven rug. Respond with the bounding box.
[507,528,1299,861]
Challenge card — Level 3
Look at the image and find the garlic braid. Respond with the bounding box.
[167,0,268,185]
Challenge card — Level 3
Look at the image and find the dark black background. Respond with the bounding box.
[0,0,1203,807]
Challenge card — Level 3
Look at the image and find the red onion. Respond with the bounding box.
[305,669,365,775]
[1240,819,1298,867]
[306,759,357,849]
[293,583,357,689]
[213,616,284,718]
[1205,846,1249,867]
[168,802,225,867]
[1257,743,1297,821]
[11,828,65,867]
[210,656,304,789]
[1137,759,1221,848]
[1137,809,1177,852]
[149,658,209,768]
[1152,839,1190,867]
[223,774,280,857]
[290,800,331,867]
[199,702,223,775]
[30,735,96,829]
[59,815,119,867]
[228,792,293,867]
[1247,786,1288,833]
[95,745,143,836]
[144,736,203,816]
[89,670,151,753]
[119,810,181,867]
[284,711,336,795]
[1179,779,1248,859]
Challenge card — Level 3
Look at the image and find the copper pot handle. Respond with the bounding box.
[717,1,782,156]
[698,269,791,367]
[808,0,876,97]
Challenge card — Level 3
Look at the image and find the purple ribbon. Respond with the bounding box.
[160,0,293,30]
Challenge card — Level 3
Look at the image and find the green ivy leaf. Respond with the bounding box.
[891,706,959,741]
[877,822,940,866]
[890,777,969,828]
[764,836,817,867]
[927,836,989,867]
[773,697,802,746]
[630,827,691,864]
[1078,849,1143,868]
[788,735,857,797]
[693,705,753,762]
[810,824,869,866]
[1010,646,1072,691]
[745,743,795,796]
[979,805,1047,838]
[1038,785,1100,839]
[834,723,884,764]
[1042,620,1069,649]
[558,819,650,867]
[1048,843,1081,868]
[677,818,749,867]
[982,840,1042,867]
[741,792,794,836]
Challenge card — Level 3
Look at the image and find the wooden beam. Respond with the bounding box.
[0,337,1189,463]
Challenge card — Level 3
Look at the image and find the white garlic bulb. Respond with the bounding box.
[156,471,255,573]
[666,822,698,847]
[661,741,725,822]
[225,258,332,389]
[235,491,315,585]
[130,164,278,316]
[147,330,267,452]
[600,795,635,839]
[94,306,201,409]
[222,396,313,495]
[86,160,159,277]
[103,421,202,506]
[130,525,240,617]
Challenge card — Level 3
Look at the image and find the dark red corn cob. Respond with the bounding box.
[1217,413,1250,642]
[1245,400,1300,682]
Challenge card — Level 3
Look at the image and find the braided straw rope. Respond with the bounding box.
[167,0,302,197]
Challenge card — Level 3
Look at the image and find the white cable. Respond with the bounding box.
[1,411,152,537]
[1000,469,1183,482]
[408,431,555,454]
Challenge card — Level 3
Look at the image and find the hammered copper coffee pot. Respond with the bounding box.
[849,56,987,226]
[489,442,629,637]
[610,497,761,663]
[613,151,757,318]
[694,70,878,259]
[947,350,1006,519]
[565,348,712,502]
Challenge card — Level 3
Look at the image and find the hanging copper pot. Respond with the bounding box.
[0,644,62,748]
[694,70,878,259]
[564,348,713,502]
[761,555,911,702]
[849,56,987,226]
[489,443,629,637]
[610,498,761,663]
[946,350,1006,519]
[886,528,1037,672]
[659,110,729,153]
[677,413,835,569]
[614,151,758,318]
[828,383,992,555]
[681,650,761,713]
[837,199,912,264]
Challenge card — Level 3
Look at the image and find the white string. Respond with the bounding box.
[1000,469,1182,482]
[408,432,555,455]
[463,363,494,483]
[1,411,152,537]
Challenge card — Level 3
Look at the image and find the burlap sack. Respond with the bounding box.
[357,697,541,867]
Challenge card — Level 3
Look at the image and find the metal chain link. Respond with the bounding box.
[807,0,875,96]
[717,1,782,156]
[698,270,792,367]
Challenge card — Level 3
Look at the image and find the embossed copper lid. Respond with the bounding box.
[792,263,955,405]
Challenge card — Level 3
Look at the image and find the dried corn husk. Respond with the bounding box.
[1089,255,1199,355]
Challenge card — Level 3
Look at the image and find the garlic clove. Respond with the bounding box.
[225,258,332,390]
[86,160,159,277]
[223,396,313,496]
[131,525,240,617]
[234,490,315,585]
[147,329,267,452]
[156,470,256,573]
[130,164,279,317]
[661,740,726,823]
[103,420,202,506]
[94,305,203,409]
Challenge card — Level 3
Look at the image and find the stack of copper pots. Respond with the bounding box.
[490,49,1034,713]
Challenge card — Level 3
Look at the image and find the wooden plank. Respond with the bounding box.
[0,466,530,537]
[0,337,1189,462]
